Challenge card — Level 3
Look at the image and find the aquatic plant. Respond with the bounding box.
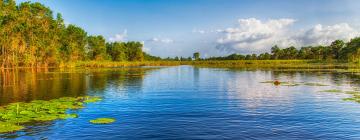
[82,96,102,103]
[345,91,360,95]
[0,96,102,133]
[0,122,24,133]
[260,81,300,86]
[341,91,360,103]
[281,82,300,86]
[319,89,343,93]
[90,118,116,124]
[304,83,328,86]
[260,81,275,84]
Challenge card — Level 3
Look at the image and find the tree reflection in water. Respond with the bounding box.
[0,67,159,106]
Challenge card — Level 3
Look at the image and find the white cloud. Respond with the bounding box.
[109,30,128,42]
[295,23,359,46]
[147,37,174,44]
[215,18,360,54]
[216,18,296,53]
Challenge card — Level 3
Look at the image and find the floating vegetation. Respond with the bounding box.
[345,91,360,95]
[0,122,24,133]
[342,91,360,103]
[0,96,102,133]
[83,96,102,103]
[260,81,300,86]
[319,89,343,93]
[304,83,328,86]
[90,118,116,124]
[260,81,275,84]
[261,81,332,87]
[281,82,300,86]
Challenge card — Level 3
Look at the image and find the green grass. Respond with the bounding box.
[89,118,116,124]
[10,60,360,70]
[72,61,183,68]
[188,60,359,69]
[67,60,360,71]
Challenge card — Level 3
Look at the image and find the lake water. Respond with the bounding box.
[1,66,360,139]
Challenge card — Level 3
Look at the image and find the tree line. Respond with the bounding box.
[0,0,159,68]
[2,0,360,68]
[205,38,360,62]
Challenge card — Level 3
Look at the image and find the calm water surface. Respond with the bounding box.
[1,66,360,139]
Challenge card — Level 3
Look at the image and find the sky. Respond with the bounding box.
[16,0,360,58]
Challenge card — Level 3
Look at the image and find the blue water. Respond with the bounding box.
[2,66,360,139]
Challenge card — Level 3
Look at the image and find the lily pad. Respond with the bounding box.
[260,81,274,83]
[90,118,116,124]
[82,96,102,103]
[304,83,328,86]
[319,89,343,93]
[0,122,24,133]
[281,83,300,86]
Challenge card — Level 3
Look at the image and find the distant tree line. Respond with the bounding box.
[205,38,360,62]
[0,0,159,68]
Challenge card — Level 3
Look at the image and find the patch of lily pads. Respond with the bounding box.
[0,96,102,133]
[260,81,329,87]
[89,118,116,124]
[319,89,343,93]
[303,83,328,86]
[343,91,360,103]
[317,89,360,103]
[260,81,299,86]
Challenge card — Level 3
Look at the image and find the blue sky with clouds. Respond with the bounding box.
[16,0,360,57]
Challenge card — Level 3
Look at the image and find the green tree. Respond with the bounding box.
[271,45,281,60]
[341,37,360,62]
[193,52,200,60]
[61,24,87,61]
[329,40,345,59]
[106,42,126,61]
[87,35,107,60]
[125,41,144,61]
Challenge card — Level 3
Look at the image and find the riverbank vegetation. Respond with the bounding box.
[0,0,159,68]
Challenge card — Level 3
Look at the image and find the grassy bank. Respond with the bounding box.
[72,61,184,68]
[71,60,360,69]
[6,60,360,70]
[189,60,354,69]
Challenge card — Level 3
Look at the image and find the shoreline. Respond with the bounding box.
[2,60,360,70]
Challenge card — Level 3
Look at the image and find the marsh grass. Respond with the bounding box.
[73,61,183,68]
[0,96,101,133]
[188,60,360,70]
